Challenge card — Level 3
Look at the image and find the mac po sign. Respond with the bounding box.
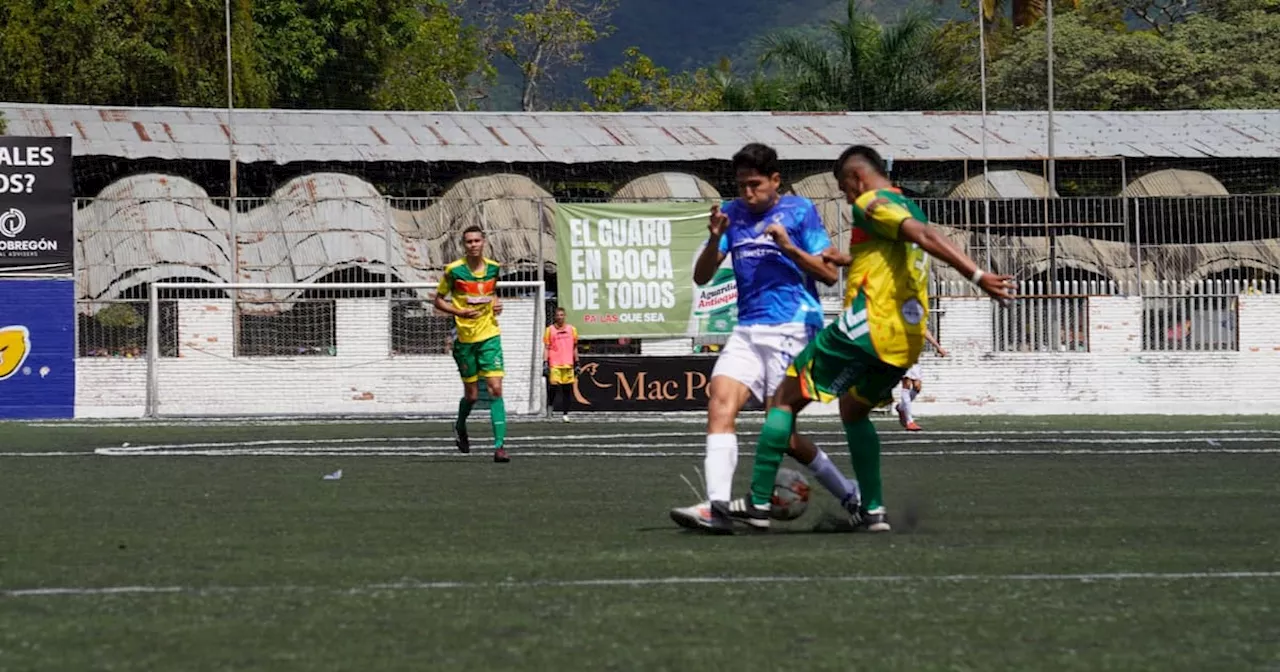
[0,137,72,271]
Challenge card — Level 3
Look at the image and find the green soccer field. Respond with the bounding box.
[2,414,1278,671]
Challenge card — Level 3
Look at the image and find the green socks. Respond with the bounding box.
[749,407,795,507]
[456,397,475,432]
[843,417,883,510]
[490,397,507,449]
[455,394,506,449]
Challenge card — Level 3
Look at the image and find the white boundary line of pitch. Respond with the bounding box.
[2,429,1278,458]
[5,571,1279,598]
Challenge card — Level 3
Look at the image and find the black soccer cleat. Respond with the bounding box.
[855,506,891,533]
[703,501,735,535]
[493,447,510,463]
[453,425,470,454]
[720,497,771,531]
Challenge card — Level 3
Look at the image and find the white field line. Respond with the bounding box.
[27,414,1262,429]
[59,429,1280,450]
[3,430,1277,458]
[5,571,1279,598]
[79,448,1280,458]
[93,435,1280,452]
[21,415,734,429]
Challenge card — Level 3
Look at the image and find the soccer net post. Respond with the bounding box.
[146,280,547,418]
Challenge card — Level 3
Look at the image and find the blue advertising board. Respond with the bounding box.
[0,279,75,419]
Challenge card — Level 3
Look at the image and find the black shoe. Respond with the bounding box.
[453,425,470,454]
[493,447,510,463]
[855,506,891,533]
[720,497,771,531]
[704,501,735,535]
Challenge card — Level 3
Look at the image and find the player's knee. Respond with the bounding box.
[838,396,871,423]
[706,394,738,434]
[463,387,480,402]
[487,378,504,398]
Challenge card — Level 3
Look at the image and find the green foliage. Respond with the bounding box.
[987,0,1280,110]
[0,111,6,135]
[372,2,495,111]
[757,0,973,111]
[581,48,722,111]
[0,0,490,111]
[486,0,616,111]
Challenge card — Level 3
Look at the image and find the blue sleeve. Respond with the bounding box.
[717,199,734,254]
[800,202,832,255]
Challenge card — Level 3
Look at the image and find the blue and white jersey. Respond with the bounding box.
[718,194,831,330]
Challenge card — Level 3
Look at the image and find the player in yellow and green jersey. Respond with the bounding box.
[713,146,1015,533]
[434,225,510,463]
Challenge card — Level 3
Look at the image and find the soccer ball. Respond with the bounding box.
[770,468,811,521]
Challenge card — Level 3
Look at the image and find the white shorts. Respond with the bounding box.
[711,323,812,402]
[904,364,923,381]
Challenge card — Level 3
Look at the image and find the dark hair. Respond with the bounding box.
[462,224,485,239]
[833,145,887,179]
[732,143,780,178]
[554,305,566,313]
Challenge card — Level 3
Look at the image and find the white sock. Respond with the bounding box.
[806,449,860,505]
[899,389,914,423]
[704,433,738,502]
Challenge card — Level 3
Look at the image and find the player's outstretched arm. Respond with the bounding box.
[925,330,948,357]
[900,219,1015,302]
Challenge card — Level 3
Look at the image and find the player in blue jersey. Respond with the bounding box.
[670,143,864,534]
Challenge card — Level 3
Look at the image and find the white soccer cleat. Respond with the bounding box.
[562,414,571,423]
[669,502,712,530]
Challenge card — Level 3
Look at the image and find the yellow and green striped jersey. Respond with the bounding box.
[836,188,930,369]
[437,258,501,343]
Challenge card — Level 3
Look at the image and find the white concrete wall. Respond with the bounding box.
[75,295,1280,418]
[76,299,541,418]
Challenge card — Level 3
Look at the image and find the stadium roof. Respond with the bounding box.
[3,103,1278,164]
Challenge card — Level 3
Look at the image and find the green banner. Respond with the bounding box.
[554,202,738,339]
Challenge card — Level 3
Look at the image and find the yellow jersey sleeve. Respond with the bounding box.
[854,190,915,241]
[436,270,452,297]
[543,327,552,345]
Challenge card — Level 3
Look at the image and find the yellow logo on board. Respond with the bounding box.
[0,325,31,380]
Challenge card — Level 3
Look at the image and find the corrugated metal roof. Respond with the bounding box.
[949,170,1058,198]
[613,172,720,200]
[1121,169,1229,197]
[6,104,1278,163]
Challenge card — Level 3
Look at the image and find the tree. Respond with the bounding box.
[581,48,721,111]
[988,0,1280,110]
[0,0,270,108]
[372,1,494,111]
[1166,0,1280,108]
[980,0,1082,29]
[254,0,488,110]
[482,0,616,111]
[758,0,974,111]
[0,0,494,111]
[989,7,1200,110]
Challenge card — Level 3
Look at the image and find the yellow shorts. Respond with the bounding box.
[549,365,576,385]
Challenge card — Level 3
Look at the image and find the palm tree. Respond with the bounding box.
[983,0,1081,29]
[757,0,970,111]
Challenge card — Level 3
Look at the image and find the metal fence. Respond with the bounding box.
[70,193,1280,358]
